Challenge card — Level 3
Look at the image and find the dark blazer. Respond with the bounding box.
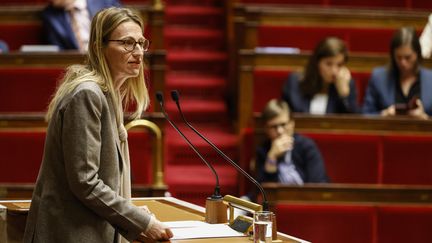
[282,72,359,113]
[363,66,432,116]
[23,82,150,243]
[256,133,329,184]
[41,0,120,50]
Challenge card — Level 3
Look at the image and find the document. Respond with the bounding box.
[164,221,245,240]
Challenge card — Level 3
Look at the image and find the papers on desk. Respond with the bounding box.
[164,221,245,240]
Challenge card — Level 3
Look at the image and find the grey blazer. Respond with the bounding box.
[363,66,432,115]
[23,82,151,243]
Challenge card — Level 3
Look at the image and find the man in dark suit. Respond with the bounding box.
[41,0,121,51]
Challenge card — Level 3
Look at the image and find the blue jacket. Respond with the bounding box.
[362,66,432,115]
[282,73,359,114]
[41,0,121,50]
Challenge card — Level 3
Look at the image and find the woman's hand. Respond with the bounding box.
[138,219,173,242]
[408,99,429,120]
[381,105,395,117]
[335,66,351,98]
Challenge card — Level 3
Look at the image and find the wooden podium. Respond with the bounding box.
[0,197,308,243]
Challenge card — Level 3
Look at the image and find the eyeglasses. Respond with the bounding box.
[108,38,150,52]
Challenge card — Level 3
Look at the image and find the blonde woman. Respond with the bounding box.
[23,7,172,243]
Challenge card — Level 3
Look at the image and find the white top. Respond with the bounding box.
[70,0,90,52]
[420,14,432,59]
[309,93,328,114]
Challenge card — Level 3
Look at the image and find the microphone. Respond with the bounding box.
[155,92,227,223]
[170,90,269,211]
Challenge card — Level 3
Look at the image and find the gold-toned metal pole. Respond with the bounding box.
[125,119,165,188]
[153,0,164,11]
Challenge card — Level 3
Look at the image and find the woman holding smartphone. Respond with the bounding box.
[363,27,432,119]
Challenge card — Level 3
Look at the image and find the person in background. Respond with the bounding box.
[0,40,8,53]
[42,0,121,51]
[23,7,172,243]
[420,13,432,59]
[282,37,359,114]
[246,99,329,201]
[363,27,432,119]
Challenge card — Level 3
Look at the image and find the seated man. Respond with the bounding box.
[247,99,329,201]
[42,0,120,51]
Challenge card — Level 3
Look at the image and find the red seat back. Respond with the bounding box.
[0,68,64,112]
[377,205,432,243]
[302,133,381,183]
[382,135,432,185]
[0,130,45,183]
[257,26,396,53]
[0,23,43,51]
[276,203,375,243]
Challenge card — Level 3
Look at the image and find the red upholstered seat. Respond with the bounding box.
[276,203,375,243]
[302,133,381,183]
[0,130,45,183]
[252,70,290,113]
[0,129,155,185]
[257,26,396,53]
[0,23,43,51]
[377,205,432,243]
[382,135,432,185]
[128,131,153,185]
[0,68,63,112]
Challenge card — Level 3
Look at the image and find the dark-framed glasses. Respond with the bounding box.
[108,38,150,52]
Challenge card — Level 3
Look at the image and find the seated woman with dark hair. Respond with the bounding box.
[363,27,432,119]
[282,37,359,114]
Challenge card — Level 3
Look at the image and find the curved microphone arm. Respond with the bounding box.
[155,92,222,199]
[170,90,268,211]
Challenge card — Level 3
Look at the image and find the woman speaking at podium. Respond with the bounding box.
[23,7,172,243]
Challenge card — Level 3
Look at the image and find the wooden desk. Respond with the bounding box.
[263,183,432,208]
[0,197,308,243]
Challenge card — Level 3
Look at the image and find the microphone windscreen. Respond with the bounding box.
[155,91,164,103]
[171,90,180,102]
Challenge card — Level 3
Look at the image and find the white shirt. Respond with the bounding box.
[420,14,432,59]
[309,93,328,115]
[70,0,90,52]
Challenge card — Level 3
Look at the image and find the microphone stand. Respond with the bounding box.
[155,92,227,223]
[170,90,269,211]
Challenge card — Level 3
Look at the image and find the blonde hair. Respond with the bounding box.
[262,99,292,122]
[46,7,149,121]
